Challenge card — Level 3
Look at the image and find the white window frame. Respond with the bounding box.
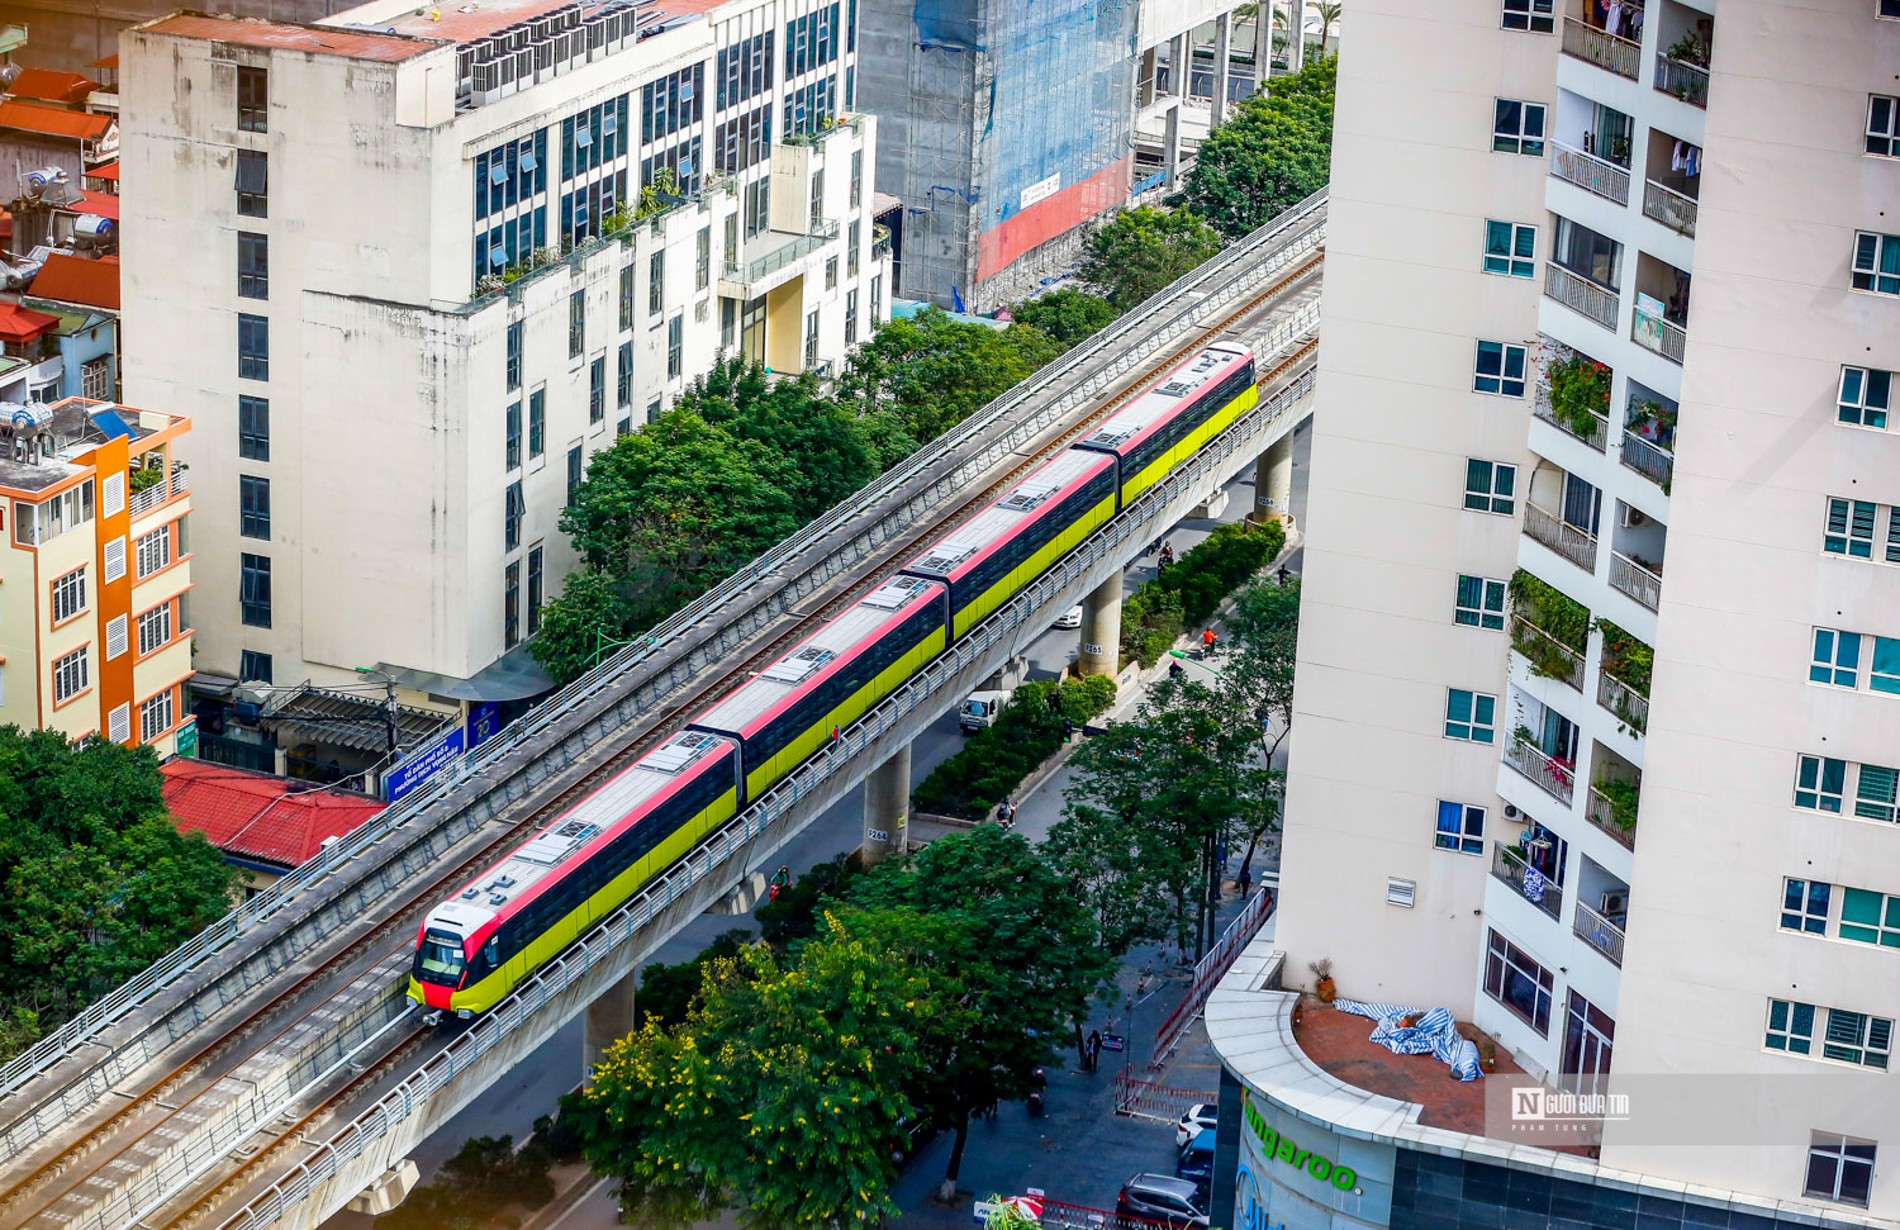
[1491,98,1547,156]
[1870,94,1900,158]
[139,689,175,743]
[50,566,87,624]
[1839,366,1892,430]
[1851,230,1900,296]
[1473,340,1528,397]
[136,524,172,578]
[1483,220,1537,278]
[138,602,173,656]
[1500,0,1554,33]
[1810,627,1863,689]
[1463,459,1518,515]
[1434,801,1485,855]
[1805,1133,1877,1207]
[1825,497,1878,559]
[1781,877,1832,935]
[52,646,88,704]
[1795,755,1847,814]
[1454,574,1507,630]
[1443,688,1497,744]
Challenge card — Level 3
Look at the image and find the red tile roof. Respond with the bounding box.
[6,68,101,105]
[0,100,114,141]
[0,302,60,341]
[163,759,387,869]
[72,189,118,222]
[31,253,119,311]
[141,14,438,63]
[86,162,118,182]
[87,55,119,70]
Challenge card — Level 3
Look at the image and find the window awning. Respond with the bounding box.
[378,641,555,703]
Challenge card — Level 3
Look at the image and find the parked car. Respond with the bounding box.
[1052,604,1083,630]
[1116,1174,1210,1228]
[1173,1103,1218,1149]
[1176,1126,1216,1189]
[958,689,1012,732]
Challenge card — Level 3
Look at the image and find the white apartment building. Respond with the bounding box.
[117,0,888,702]
[1262,0,1900,1221]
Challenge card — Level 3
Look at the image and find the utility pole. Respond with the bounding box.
[355,666,399,763]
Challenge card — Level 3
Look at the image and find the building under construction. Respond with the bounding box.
[858,0,1273,313]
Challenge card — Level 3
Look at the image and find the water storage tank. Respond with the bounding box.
[73,215,114,248]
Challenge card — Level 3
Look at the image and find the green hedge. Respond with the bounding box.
[911,676,1118,820]
[1121,519,1286,666]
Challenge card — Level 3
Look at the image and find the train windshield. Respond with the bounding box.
[415,929,467,986]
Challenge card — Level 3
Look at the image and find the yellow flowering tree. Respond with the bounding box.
[561,922,939,1230]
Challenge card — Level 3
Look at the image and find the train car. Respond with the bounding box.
[902,449,1118,641]
[692,575,949,803]
[409,730,741,1016]
[1073,342,1258,508]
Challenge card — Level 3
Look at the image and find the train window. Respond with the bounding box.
[417,930,467,985]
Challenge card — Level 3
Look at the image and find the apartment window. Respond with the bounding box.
[237,65,268,133]
[1806,1134,1876,1207]
[235,150,268,217]
[1852,231,1900,296]
[527,544,545,636]
[52,646,88,705]
[1884,0,1900,17]
[135,525,171,578]
[238,313,269,381]
[566,445,584,508]
[1500,0,1554,31]
[871,274,882,323]
[1463,459,1517,514]
[1839,887,1900,947]
[1482,930,1553,1035]
[1811,628,1863,688]
[1826,1008,1890,1069]
[809,169,826,231]
[825,256,839,291]
[1855,762,1900,822]
[1869,96,1900,157]
[1492,98,1547,156]
[504,561,521,649]
[716,31,774,110]
[237,232,268,299]
[505,481,523,550]
[1483,221,1536,278]
[1825,498,1877,558]
[1782,878,1832,934]
[529,389,546,459]
[850,149,863,209]
[617,342,633,407]
[569,290,586,357]
[1839,366,1893,429]
[82,356,112,400]
[696,226,711,291]
[848,218,861,277]
[51,566,86,622]
[804,309,820,369]
[1473,340,1528,396]
[649,251,666,317]
[1434,801,1485,855]
[1766,999,1817,1056]
[667,314,684,378]
[589,356,606,424]
[239,649,272,683]
[845,289,859,344]
[1444,688,1496,743]
[646,397,662,425]
[241,553,271,627]
[139,689,175,742]
[1454,574,1506,630]
[506,401,522,470]
[238,395,270,461]
[239,475,270,539]
[137,602,173,656]
[1796,755,1848,813]
[745,178,770,237]
[617,413,633,438]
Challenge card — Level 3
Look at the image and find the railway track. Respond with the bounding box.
[0,209,1326,1230]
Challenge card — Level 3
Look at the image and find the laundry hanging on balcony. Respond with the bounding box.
[1522,865,1548,905]
[1335,1000,1483,1083]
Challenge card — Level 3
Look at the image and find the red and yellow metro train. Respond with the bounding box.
[410,341,1257,1016]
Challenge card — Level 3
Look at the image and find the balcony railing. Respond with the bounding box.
[128,468,190,519]
[1597,669,1649,737]
[1545,264,1621,331]
[1642,179,1698,237]
[1609,551,1662,611]
[725,219,840,285]
[1505,735,1577,808]
[871,225,891,259]
[1574,899,1627,966]
[1619,431,1673,491]
[1492,843,1565,922]
[1525,502,1600,574]
[1562,17,1642,79]
[1586,784,1638,849]
[1550,140,1632,206]
[1655,54,1710,107]
[1533,389,1609,452]
[1513,617,1587,691]
[1632,312,1687,364]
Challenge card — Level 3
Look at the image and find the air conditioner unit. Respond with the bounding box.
[1386,877,1417,908]
[1621,504,1648,528]
[472,60,502,94]
[1600,889,1629,918]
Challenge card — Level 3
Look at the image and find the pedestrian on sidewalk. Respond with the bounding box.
[997,797,1015,827]
[1159,541,1175,569]
[1202,626,1217,654]
[1237,864,1253,898]
[1086,1029,1104,1074]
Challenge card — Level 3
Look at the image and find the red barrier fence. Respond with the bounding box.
[1150,885,1274,1068]
[1111,1073,1217,1122]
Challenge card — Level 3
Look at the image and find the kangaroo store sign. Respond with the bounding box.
[1243,1091,1359,1193]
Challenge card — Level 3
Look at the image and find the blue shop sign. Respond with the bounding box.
[385,726,466,801]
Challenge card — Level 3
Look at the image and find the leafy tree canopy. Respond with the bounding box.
[838,307,1059,442]
[1009,288,1119,352]
[1185,56,1337,240]
[1078,205,1224,311]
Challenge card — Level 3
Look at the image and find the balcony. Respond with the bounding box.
[1642,179,1697,237]
[1655,51,1709,108]
[1505,733,1577,808]
[872,224,891,259]
[721,219,840,295]
[1533,390,1609,452]
[1525,502,1600,574]
[1573,899,1627,966]
[129,467,190,520]
[1608,550,1661,611]
[1562,16,1641,80]
[1544,264,1620,332]
[1597,670,1649,738]
[1514,616,1587,691]
[1585,785,1638,850]
[1492,842,1566,922]
[1550,141,1631,206]
[1618,432,1672,492]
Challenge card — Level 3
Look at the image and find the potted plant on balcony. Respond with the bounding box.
[1309,958,1336,1004]
[1597,776,1642,831]
[128,463,166,494]
[1507,571,1591,681]
[1546,352,1612,441]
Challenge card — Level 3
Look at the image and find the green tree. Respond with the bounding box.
[378,1134,557,1230]
[682,358,879,522]
[526,567,635,685]
[634,928,756,1029]
[753,851,866,951]
[841,826,1116,1201]
[1078,205,1224,311]
[1209,576,1301,874]
[840,307,1060,442]
[1185,57,1337,240]
[1009,288,1119,351]
[0,1007,40,1065]
[564,923,937,1230]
